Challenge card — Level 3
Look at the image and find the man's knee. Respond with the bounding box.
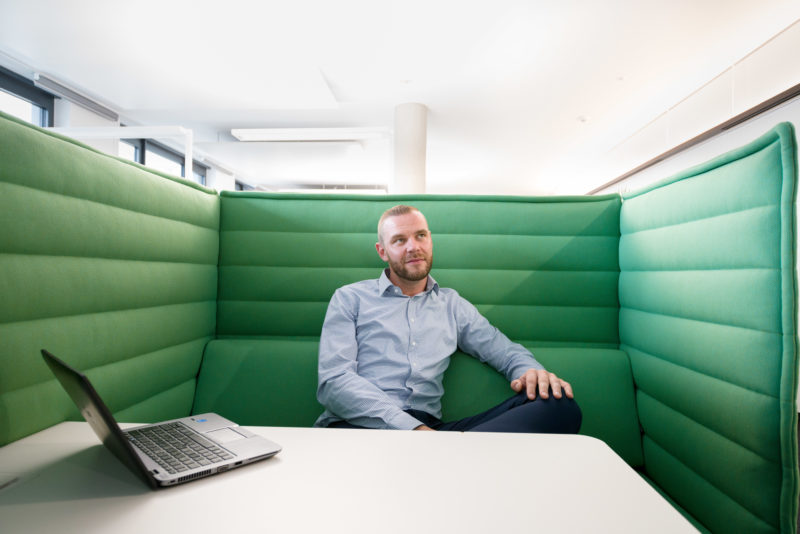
[468,393,582,434]
[517,393,582,434]
[546,395,582,434]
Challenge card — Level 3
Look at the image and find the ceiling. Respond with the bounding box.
[1,0,800,194]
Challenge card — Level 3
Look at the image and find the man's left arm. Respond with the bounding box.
[454,296,574,400]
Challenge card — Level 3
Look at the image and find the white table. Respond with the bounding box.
[0,423,697,533]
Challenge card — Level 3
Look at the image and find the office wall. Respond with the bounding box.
[591,19,800,197]
[53,99,119,154]
[593,96,800,196]
[206,167,236,191]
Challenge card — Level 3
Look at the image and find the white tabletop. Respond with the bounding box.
[0,422,697,533]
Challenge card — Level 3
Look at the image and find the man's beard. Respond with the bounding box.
[388,253,433,282]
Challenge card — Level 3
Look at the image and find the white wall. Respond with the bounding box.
[593,95,800,196]
[54,99,119,154]
[590,19,800,196]
[205,167,236,191]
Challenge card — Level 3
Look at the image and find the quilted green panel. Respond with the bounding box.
[643,435,777,534]
[638,392,780,530]
[0,112,220,446]
[219,192,621,235]
[116,379,199,423]
[620,123,798,533]
[217,193,621,347]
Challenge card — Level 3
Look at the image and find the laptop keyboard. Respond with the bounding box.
[127,422,235,475]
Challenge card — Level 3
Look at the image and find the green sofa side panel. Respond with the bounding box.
[0,112,220,446]
[620,123,798,533]
[216,194,622,348]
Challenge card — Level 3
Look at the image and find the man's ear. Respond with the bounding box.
[375,241,388,262]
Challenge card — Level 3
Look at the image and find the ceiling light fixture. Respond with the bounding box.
[230,127,390,142]
[33,73,119,122]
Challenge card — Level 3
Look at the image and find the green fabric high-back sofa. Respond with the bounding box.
[0,110,797,533]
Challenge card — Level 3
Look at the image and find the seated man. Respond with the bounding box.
[315,205,581,433]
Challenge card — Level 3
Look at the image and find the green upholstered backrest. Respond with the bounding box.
[0,112,220,446]
[215,193,622,345]
[619,123,798,533]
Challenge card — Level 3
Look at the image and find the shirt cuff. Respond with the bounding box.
[387,410,424,430]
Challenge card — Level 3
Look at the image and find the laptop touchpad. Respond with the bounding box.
[206,428,245,443]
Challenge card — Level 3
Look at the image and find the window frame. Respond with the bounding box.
[0,66,55,127]
[120,136,207,186]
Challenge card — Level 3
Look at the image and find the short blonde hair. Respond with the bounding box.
[377,205,420,244]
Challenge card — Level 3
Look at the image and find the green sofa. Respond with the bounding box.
[0,110,797,533]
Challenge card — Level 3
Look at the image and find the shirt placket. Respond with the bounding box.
[405,294,420,403]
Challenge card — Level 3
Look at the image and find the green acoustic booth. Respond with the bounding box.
[0,110,797,533]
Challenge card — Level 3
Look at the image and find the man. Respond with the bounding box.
[315,205,581,433]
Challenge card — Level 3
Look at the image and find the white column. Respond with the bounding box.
[393,103,427,194]
[206,167,236,191]
[55,100,121,155]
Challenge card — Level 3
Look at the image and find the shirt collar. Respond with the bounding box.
[379,269,440,297]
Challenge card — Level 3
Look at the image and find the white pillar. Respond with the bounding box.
[393,103,427,194]
[206,167,236,191]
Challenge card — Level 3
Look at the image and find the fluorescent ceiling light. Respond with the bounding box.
[231,127,389,142]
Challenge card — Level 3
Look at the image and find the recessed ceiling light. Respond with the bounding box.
[230,127,390,142]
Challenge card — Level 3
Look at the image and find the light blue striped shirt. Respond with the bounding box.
[315,270,543,430]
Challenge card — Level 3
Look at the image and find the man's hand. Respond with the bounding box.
[414,424,435,431]
[510,369,574,400]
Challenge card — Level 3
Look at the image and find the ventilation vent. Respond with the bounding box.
[177,469,213,483]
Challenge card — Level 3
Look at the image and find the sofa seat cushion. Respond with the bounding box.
[195,340,643,468]
[442,347,643,467]
[194,338,323,427]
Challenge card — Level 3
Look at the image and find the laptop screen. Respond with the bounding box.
[41,349,157,488]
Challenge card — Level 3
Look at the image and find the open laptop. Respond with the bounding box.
[41,349,281,489]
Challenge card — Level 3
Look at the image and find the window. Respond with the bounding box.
[0,66,54,127]
[145,142,184,177]
[191,165,207,186]
[235,181,255,191]
[118,136,207,186]
[119,139,143,163]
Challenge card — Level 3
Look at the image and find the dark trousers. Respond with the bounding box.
[328,392,582,434]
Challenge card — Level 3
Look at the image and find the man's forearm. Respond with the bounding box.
[318,371,422,430]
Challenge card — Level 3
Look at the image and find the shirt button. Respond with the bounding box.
[411,318,415,323]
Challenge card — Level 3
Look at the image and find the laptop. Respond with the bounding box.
[41,349,282,489]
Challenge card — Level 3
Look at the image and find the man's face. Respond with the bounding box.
[376,211,433,283]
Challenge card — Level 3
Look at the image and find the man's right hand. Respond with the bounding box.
[414,424,435,431]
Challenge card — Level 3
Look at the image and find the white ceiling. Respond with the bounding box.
[1,0,800,194]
